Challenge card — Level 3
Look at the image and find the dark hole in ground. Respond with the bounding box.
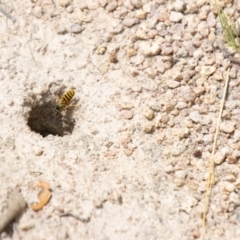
[27,100,76,137]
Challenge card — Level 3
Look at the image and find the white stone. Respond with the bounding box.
[200,66,216,76]
[171,142,186,156]
[214,152,225,165]
[173,0,185,12]
[220,121,235,133]
[180,196,198,213]
[139,41,161,56]
[166,80,180,88]
[175,170,187,179]
[169,11,184,22]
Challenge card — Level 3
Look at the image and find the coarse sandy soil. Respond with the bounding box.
[1,0,240,239]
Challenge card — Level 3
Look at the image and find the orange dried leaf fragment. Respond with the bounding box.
[31,182,52,211]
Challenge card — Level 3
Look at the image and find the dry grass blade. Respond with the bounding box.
[210,0,239,50]
[218,10,238,50]
[201,68,230,240]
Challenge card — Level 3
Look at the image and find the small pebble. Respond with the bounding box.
[110,24,123,34]
[193,86,204,97]
[160,115,169,124]
[120,110,133,120]
[181,88,196,102]
[66,5,74,13]
[220,121,235,134]
[106,1,118,12]
[20,222,35,231]
[97,46,107,55]
[203,134,213,144]
[131,86,142,92]
[89,127,99,135]
[87,1,99,10]
[150,103,161,112]
[123,148,134,156]
[174,178,185,187]
[55,24,66,34]
[143,108,154,120]
[180,196,197,213]
[193,49,203,58]
[214,152,225,165]
[223,182,235,193]
[232,150,240,158]
[200,66,216,76]
[226,155,237,164]
[135,9,147,19]
[139,41,161,56]
[178,128,190,139]
[143,123,155,133]
[67,23,83,34]
[166,80,180,88]
[145,67,157,79]
[173,0,186,12]
[158,11,169,22]
[120,136,132,145]
[165,165,174,173]
[235,178,240,188]
[33,6,42,18]
[99,0,107,7]
[165,103,174,113]
[123,17,138,27]
[136,29,148,40]
[189,111,212,125]
[131,55,144,65]
[176,102,187,109]
[131,0,143,8]
[171,142,186,156]
[220,147,230,157]
[114,8,128,19]
[60,0,72,7]
[143,3,152,13]
[169,11,184,22]
[109,52,118,63]
[127,48,137,57]
[223,174,236,183]
[175,170,187,179]
[128,67,139,77]
[120,103,134,110]
[98,62,109,74]
[161,47,173,56]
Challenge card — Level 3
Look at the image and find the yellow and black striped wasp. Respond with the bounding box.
[55,89,75,116]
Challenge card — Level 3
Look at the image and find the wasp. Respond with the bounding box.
[55,89,75,116]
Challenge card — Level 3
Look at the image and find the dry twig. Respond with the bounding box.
[0,190,27,234]
[201,68,230,239]
[59,212,90,223]
[0,6,16,23]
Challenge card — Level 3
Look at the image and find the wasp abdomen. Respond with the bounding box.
[55,89,75,115]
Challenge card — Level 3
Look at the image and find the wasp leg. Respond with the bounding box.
[65,104,80,111]
[54,95,62,118]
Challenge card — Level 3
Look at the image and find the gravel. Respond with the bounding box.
[0,0,239,239]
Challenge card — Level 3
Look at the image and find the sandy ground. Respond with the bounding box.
[1,0,240,239]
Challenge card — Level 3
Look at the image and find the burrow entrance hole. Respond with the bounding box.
[27,93,76,137]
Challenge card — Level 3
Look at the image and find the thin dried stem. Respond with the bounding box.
[0,6,16,23]
[201,68,230,240]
